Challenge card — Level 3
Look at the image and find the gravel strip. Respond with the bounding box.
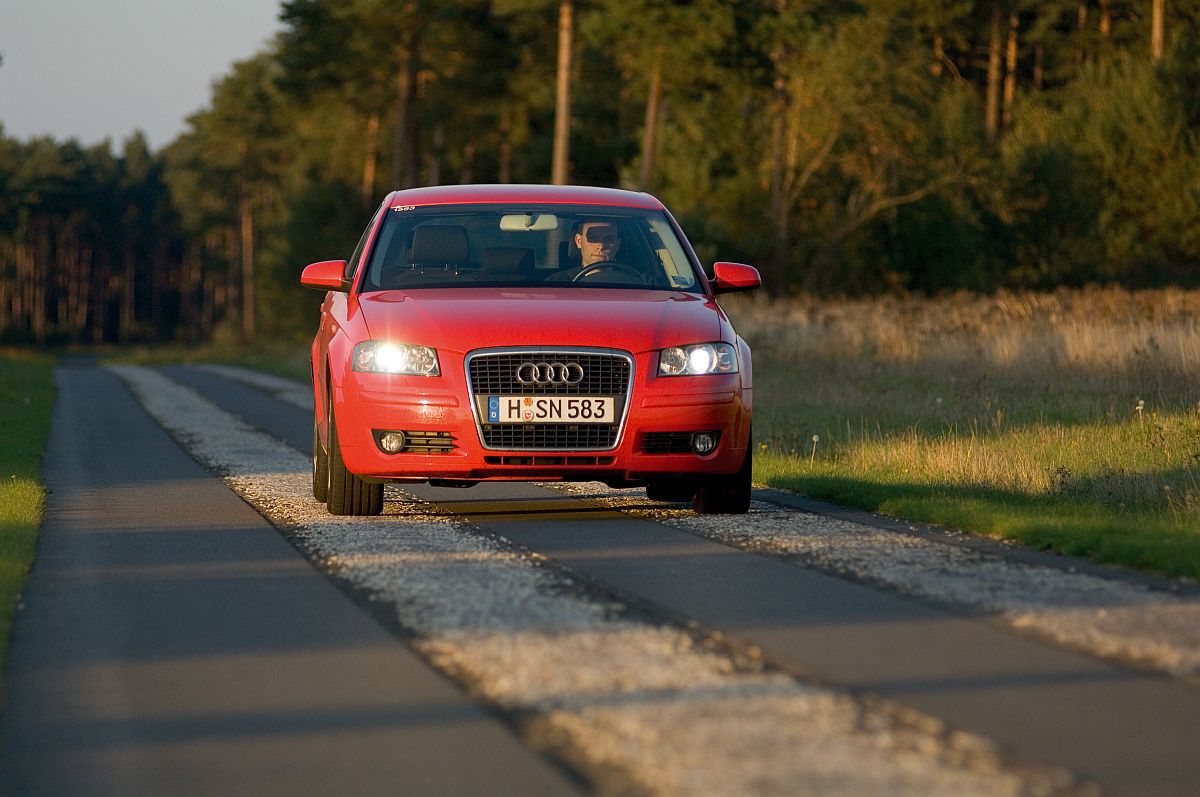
[547,483,1200,682]
[108,364,1078,797]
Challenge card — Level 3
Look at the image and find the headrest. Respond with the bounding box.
[482,247,534,274]
[558,237,581,267]
[410,225,469,264]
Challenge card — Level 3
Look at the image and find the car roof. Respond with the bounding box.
[383,184,664,211]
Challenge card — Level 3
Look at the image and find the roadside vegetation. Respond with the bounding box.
[0,351,55,695]
[4,4,1199,348]
[727,287,1200,580]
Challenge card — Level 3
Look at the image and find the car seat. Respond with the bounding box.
[377,224,473,288]
[409,224,469,266]
[481,247,534,279]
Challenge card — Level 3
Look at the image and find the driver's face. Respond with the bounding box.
[576,223,621,266]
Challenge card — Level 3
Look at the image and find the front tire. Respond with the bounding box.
[312,413,329,502]
[693,436,752,515]
[326,406,383,516]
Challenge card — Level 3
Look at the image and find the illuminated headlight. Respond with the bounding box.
[658,343,737,376]
[353,341,440,375]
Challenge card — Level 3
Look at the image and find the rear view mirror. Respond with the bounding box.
[301,259,348,291]
[500,213,558,231]
[710,262,761,294]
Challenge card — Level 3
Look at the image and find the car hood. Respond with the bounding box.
[356,287,726,354]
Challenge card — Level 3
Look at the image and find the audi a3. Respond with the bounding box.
[302,184,761,516]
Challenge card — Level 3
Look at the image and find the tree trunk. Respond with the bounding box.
[1098,0,1111,36]
[985,5,1003,139]
[1151,0,1165,61]
[203,271,215,341]
[89,244,104,344]
[74,245,91,340]
[361,110,380,207]
[240,191,255,342]
[152,238,168,339]
[391,2,420,189]
[180,247,196,342]
[1002,13,1019,133]
[551,0,573,185]
[429,122,444,185]
[459,141,476,184]
[32,223,47,344]
[120,247,135,342]
[1033,42,1044,91]
[769,73,790,296]
[639,49,663,191]
[14,240,29,338]
[498,105,513,184]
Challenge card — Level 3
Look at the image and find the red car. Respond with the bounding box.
[302,184,760,516]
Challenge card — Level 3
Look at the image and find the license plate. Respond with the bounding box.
[487,395,615,424]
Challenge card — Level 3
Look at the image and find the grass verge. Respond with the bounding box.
[0,350,56,701]
[728,287,1200,581]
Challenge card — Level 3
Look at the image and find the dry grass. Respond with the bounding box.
[722,288,1200,577]
[729,286,1200,418]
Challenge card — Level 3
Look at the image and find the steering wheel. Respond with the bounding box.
[571,261,647,284]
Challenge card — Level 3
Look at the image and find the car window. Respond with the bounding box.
[646,217,697,290]
[359,204,703,293]
[345,204,385,281]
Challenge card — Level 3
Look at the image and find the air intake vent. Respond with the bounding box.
[401,431,456,454]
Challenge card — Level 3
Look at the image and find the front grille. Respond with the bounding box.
[468,349,632,450]
[469,352,630,395]
[484,455,615,466]
[482,423,618,449]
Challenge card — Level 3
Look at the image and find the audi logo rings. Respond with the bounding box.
[515,361,585,385]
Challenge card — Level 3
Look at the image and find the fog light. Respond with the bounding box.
[379,431,406,454]
[691,432,717,455]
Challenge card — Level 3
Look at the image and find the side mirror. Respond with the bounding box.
[710,262,761,294]
[301,260,348,292]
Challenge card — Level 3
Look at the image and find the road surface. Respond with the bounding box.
[5,361,1200,795]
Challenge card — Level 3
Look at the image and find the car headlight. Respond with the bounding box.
[352,341,440,375]
[658,342,737,376]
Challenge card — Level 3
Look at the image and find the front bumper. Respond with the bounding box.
[332,350,750,485]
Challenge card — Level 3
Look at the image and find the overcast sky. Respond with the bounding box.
[0,0,283,152]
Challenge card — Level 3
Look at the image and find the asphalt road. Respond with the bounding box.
[5,362,1200,795]
[0,364,581,797]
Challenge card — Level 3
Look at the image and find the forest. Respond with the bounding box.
[1,0,1198,344]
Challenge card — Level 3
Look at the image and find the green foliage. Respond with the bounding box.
[0,352,55,703]
[1043,54,1200,285]
[3,0,1200,343]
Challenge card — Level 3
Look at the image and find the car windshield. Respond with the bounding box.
[358,204,703,293]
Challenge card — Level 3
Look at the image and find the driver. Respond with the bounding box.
[575,221,621,267]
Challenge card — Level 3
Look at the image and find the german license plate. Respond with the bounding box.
[487,396,615,424]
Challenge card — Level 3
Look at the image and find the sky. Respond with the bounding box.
[0,0,283,152]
